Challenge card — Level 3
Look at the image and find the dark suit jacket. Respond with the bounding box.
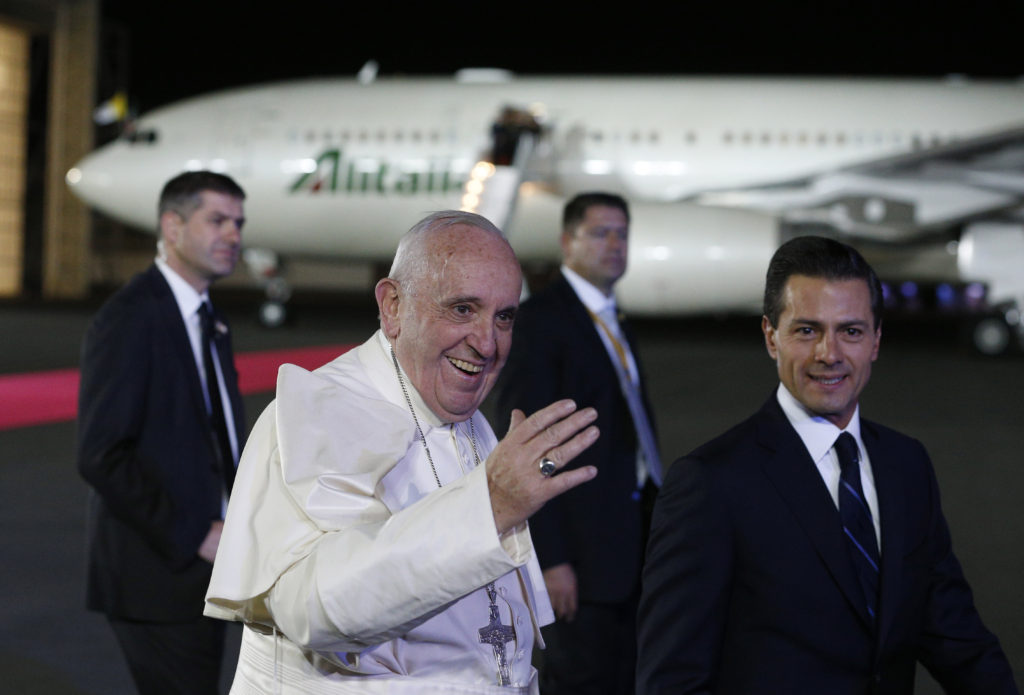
[77,264,245,622]
[494,274,657,603]
[637,393,1017,695]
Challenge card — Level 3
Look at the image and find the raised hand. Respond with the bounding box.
[487,399,599,534]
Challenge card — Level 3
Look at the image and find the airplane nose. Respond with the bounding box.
[65,141,165,231]
[66,149,114,207]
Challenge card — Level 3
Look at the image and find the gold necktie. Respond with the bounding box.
[587,308,633,384]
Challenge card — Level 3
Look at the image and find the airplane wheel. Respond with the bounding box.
[258,300,287,328]
[970,316,1011,356]
[266,276,292,302]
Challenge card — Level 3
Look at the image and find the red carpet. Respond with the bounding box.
[0,344,354,431]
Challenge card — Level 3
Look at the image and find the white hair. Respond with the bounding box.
[388,210,507,293]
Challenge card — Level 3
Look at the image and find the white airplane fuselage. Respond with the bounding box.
[67,75,1024,316]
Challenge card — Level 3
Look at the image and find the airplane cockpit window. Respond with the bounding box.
[123,129,158,145]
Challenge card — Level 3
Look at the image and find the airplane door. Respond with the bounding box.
[210,106,255,178]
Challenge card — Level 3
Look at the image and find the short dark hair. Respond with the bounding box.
[158,171,246,221]
[562,192,630,235]
[763,235,883,329]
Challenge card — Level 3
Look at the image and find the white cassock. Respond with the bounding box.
[205,331,553,694]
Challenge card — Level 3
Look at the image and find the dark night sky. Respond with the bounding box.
[100,0,1024,114]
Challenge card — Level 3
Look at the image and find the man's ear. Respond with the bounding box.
[762,315,778,360]
[375,278,401,338]
[559,230,573,259]
[159,210,182,246]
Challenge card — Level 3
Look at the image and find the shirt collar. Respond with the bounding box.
[560,265,616,316]
[155,257,210,320]
[374,330,447,428]
[775,383,863,463]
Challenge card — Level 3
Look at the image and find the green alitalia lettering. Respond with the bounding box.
[290,149,466,196]
[289,149,341,193]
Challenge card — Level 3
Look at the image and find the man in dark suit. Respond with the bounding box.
[495,192,661,695]
[637,235,1017,695]
[77,171,247,694]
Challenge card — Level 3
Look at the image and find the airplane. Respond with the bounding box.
[66,68,1024,354]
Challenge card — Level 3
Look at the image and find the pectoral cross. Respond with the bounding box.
[478,582,515,686]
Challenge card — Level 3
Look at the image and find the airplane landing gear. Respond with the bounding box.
[243,248,292,328]
[967,302,1022,356]
[971,316,1011,355]
[258,299,288,328]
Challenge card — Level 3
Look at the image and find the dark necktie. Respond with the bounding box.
[198,302,235,493]
[835,432,879,622]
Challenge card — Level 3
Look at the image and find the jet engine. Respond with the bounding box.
[957,221,1024,354]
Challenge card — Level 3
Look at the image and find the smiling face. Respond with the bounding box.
[376,224,522,422]
[160,190,244,293]
[763,275,881,429]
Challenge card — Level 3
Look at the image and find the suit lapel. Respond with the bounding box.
[755,397,876,631]
[146,266,211,427]
[862,421,904,648]
[554,276,661,453]
[551,276,623,385]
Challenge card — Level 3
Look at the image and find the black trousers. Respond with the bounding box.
[538,478,656,695]
[538,593,640,695]
[109,615,225,695]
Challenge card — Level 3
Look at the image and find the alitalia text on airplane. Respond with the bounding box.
[289,148,466,195]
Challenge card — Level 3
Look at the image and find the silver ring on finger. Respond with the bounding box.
[539,457,557,477]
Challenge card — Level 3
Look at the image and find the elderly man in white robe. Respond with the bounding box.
[205,210,600,694]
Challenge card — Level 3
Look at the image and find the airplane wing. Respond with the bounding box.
[695,125,1024,242]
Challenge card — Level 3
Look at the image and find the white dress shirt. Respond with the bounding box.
[775,384,881,549]
[560,265,661,485]
[155,257,239,464]
[560,265,639,383]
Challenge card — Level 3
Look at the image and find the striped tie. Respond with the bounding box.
[835,432,879,622]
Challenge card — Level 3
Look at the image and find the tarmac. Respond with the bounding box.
[1,291,1020,693]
